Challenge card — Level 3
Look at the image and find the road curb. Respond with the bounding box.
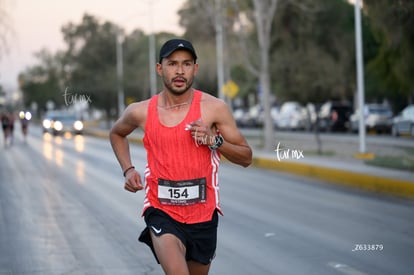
[253,157,414,199]
[88,129,414,199]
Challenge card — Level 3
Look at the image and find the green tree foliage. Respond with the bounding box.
[178,1,216,43]
[19,49,64,111]
[178,0,360,107]
[177,0,231,95]
[122,29,151,101]
[61,14,119,117]
[20,14,171,118]
[364,0,414,110]
[18,1,413,118]
[270,0,357,104]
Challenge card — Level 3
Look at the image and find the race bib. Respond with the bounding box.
[158,178,206,205]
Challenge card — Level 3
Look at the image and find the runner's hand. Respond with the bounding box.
[188,119,214,146]
[124,169,143,192]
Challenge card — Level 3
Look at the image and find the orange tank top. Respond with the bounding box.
[142,90,221,224]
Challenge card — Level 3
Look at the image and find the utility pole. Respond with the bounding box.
[215,0,225,101]
[148,1,157,96]
[149,33,157,96]
[116,30,125,117]
[354,0,373,159]
[355,0,365,154]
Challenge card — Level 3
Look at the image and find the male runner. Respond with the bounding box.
[110,38,252,275]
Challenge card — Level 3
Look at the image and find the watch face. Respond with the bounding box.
[216,135,223,147]
[209,135,223,150]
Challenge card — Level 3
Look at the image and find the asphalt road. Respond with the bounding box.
[0,126,413,275]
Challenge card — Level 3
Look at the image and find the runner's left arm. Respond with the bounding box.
[211,100,252,167]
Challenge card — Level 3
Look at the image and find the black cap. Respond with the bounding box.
[158,38,197,63]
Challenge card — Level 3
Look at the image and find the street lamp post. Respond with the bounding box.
[148,0,157,97]
[215,0,225,101]
[116,30,125,117]
[354,0,373,159]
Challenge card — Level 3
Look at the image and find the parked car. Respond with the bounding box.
[233,108,249,128]
[234,105,280,128]
[275,101,307,130]
[317,101,352,132]
[247,104,264,127]
[392,104,414,137]
[42,111,84,135]
[350,104,393,133]
[271,106,280,126]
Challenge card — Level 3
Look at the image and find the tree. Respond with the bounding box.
[122,29,151,101]
[20,13,185,121]
[180,0,279,150]
[19,49,64,112]
[250,0,278,150]
[364,0,414,110]
[61,14,183,118]
[271,0,357,104]
[61,14,121,118]
[178,0,236,96]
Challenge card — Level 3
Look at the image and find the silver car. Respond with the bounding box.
[350,104,393,133]
[392,105,414,137]
[275,102,307,130]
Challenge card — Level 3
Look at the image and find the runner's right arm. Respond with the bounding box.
[110,101,148,192]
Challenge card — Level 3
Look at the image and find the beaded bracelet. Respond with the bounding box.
[123,166,135,177]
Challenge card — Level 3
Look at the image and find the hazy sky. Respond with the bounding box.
[0,0,186,92]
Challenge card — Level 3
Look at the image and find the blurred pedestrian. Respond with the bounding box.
[1,111,12,147]
[110,38,252,275]
[8,112,15,145]
[19,111,31,142]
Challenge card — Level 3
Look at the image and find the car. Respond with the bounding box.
[275,101,307,130]
[234,105,280,128]
[392,104,414,137]
[42,111,84,135]
[247,104,264,127]
[233,108,250,128]
[317,101,352,132]
[234,104,263,128]
[350,104,393,133]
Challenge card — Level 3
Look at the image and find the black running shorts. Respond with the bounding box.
[138,207,219,265]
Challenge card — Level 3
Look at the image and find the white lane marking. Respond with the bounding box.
[328,262,369,275]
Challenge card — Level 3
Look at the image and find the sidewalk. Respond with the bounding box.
[87,127,414,199]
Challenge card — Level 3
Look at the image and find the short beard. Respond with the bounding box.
[163,77,194,96]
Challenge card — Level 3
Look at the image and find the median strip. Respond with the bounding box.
[253,157,414,199]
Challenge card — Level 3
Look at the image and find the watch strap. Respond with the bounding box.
[209,135,224,150]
